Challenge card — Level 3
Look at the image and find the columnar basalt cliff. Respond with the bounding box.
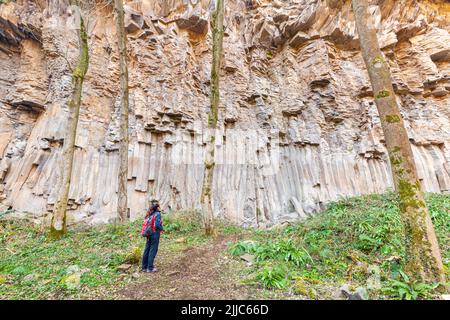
[0,0,449,227]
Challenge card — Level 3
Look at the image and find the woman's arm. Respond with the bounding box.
[155,212,163,231]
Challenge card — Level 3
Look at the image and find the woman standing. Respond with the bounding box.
[141,200,163,272]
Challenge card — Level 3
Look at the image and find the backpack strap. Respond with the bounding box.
[150,213,156,232]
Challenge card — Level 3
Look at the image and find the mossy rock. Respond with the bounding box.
[61,273,81,290]
[294,279,317,299]
[124,246,142,264]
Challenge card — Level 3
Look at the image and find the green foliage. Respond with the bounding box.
[385,114,401,123]
[163,211,202,235]
[123,246,142,264]
[229,192,449,299]
[254,264,289,289]
[220,223,244,235]
[1,193,448,299]
[229,241,256,256]
[381,270,441,300]
[0,211,206,299]
[376,89,391,99]
[163,217,181,233]
[230,239,313,267]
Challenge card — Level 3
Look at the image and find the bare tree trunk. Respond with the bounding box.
[200,0,224,235]
[352,0,445,283]
[50,3,89,238]
[115,0,129,223]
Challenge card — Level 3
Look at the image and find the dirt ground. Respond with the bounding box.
[112,234,256,300]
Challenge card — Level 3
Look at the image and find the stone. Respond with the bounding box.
[432,87,449,97]
[124,5,144,34]
[339,284,368,300]
[22,273,37,283]
[352,287,368,300]
[289,31,310,48]
[339,284,352,298]
[63,273,81,290]
[239,253,255,265]
[294,278,318,299]
[176,15,208,35]
[117,264,132,272]
[0,0,449,228]
[66,265,80,275]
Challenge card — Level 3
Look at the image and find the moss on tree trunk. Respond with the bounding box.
[352,0,445,284]
[50,3,89,239]
[200,0,224,236]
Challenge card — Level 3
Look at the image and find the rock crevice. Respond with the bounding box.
[0,0,449,227]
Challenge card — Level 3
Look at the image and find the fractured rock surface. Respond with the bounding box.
[0,0,449,227]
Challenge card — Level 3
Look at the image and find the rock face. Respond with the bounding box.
[0,0,449,227]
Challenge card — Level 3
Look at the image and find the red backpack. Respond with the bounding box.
[141,214,156,237]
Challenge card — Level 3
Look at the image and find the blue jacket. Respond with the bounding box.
[154,211,163,231]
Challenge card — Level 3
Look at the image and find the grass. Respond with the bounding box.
[0,210,206,299]
[1,193,448,300]
[228,192,449,299]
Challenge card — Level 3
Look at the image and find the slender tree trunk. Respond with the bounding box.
[200,0,224,235]
[352,0,445,283]
[115,0,129,223]
[50,3,89,238]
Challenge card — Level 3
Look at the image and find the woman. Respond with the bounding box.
[141,200,163,273]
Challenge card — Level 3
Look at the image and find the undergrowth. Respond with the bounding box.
[0,210,204,299]
[228,192,449,299]
[1,193,448,300]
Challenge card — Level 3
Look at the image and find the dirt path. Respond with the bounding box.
[114,234,252,300]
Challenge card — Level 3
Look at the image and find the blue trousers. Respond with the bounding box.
[142,232,160,270]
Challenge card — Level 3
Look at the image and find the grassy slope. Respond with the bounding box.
[0,211,209,299]
[0,193,448,300]
[228,192,449,299]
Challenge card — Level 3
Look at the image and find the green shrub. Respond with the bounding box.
[255,264,288,289]
[229,192,449,299]
[228,241,256,256]
[381,270,441,300]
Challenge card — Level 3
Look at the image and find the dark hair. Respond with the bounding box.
[144,205,156,219]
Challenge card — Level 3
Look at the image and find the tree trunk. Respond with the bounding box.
[115,0,129,223]
[352,0,445,284]
[200,0,224,236]
[50,4,89,238]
